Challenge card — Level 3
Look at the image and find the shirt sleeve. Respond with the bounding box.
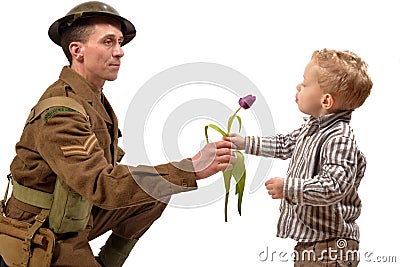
[244,127,302,159]
[36,110,197,210]
[284,135,364,206]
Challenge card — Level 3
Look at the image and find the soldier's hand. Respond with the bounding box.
[192,141,236,180]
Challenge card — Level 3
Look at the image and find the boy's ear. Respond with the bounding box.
[321,93,334,110]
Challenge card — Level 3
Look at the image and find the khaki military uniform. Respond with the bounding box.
[5,66,197,266]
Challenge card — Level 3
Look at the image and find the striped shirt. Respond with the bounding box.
[245,111,366,242]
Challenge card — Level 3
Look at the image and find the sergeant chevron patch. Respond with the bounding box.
[61,133,97,157]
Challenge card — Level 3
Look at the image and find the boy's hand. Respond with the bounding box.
[223,133,245,150]
[265,177,284,199]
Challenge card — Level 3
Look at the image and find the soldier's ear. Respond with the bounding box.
[69,42,84,62]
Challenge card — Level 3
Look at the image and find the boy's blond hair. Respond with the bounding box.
[312,49,373,110]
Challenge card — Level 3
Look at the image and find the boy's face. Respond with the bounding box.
[296,60,327,117]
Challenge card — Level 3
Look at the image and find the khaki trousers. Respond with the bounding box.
[5,196,169,267]
[54,198,169,266]
[294,238,359,267]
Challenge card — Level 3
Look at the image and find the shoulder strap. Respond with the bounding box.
[0,174,12,214]
[25,96,88,125]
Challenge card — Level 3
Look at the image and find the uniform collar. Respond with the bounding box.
[304,110,352,136]
[59,66,112,124]
[59,66,101,102]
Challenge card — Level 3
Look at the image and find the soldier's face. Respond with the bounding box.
[79,18,125,88]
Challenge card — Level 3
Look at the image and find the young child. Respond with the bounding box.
[225,49,372,266]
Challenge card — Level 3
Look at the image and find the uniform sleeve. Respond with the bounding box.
[244,127,302,159]
[36,110,197,210]
[284,136,363,206]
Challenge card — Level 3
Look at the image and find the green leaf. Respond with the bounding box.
[236,116,242,133]
[204,124,227,143]
[227,115,242,134]
[227,115,234,134]
[232,151,245,183]
[232,151,246,216]
[223,151,246,221]
[236,170,246,216]
[223,169,232,194]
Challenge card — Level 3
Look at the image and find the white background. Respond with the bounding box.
[1,0,399,266]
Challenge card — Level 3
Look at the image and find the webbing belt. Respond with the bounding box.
[11,179,53,209]
[1,174,53,211]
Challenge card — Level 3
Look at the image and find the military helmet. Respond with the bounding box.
[48,1,136,46]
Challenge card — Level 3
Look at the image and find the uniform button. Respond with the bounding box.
[285,208,289,214]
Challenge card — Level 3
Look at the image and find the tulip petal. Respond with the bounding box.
[239,94,256,109]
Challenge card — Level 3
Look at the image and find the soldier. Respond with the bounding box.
[0,1,234,266]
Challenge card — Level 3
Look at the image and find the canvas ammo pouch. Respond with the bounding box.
[10,176,92,234]
[48,177,92,233]
[0,175,55,267]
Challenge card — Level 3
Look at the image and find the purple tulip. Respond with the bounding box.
[238,94,256,109]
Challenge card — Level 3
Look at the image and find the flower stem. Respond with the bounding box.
[233,106,242,116]
[224,192,229,222]
[227,107,242,134]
